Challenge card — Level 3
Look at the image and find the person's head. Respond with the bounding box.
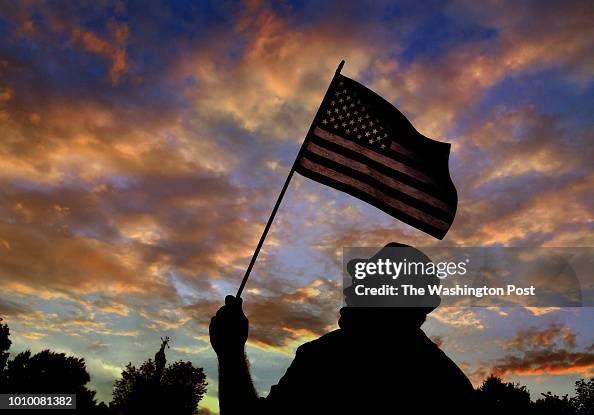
[343,243,441,326]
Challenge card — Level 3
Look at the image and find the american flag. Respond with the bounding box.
[295,73,457,239]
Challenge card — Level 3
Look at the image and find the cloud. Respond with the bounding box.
[444,102,594,246]
[430,307,485,329]
[0,297,31,316]
[499,322,576,351]
[70,20,130,84]
[1,2,130,85]
[524,307,562,316]
[183,276,341,350]
[371,0,594,137]
[477,322,594,378]
[0,172,266,304]
[19,331,47,340]
[492,348,594,377]
[177,1,386,142]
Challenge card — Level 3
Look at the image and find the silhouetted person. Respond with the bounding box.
[210,243,475,414]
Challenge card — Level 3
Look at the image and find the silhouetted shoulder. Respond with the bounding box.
[294,329,344,353]
[261,324,476,414]
[424,334,475,391]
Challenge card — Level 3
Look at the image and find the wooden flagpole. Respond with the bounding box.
[236,60,345,297]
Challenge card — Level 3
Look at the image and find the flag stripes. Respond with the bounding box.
[297,158,451,235]
[312,127,434,185]
[304,140,451,213]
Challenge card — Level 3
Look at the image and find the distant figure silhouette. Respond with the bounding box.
[210,243,475,414]
[154,336,170,381]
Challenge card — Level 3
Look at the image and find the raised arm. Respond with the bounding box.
[209,295,259,415]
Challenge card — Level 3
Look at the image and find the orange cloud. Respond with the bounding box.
[179,5,378,141]
[70,21,130,84]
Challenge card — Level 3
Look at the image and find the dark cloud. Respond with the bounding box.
[500,322,577,351]
[475,322,594,378]
[182,277,340,348]
[88,340,109,352]
[492,348,594,377]
[0,297,31,316]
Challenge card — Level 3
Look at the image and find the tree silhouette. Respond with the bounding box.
[533,391,575,415]
[476,374,594,415]
[110,338,207,415]
[0,319,102,413]
[476,375,533,414]
[0,318,10,374]
[573,377,594,415]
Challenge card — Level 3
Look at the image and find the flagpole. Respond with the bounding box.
[236,60,345,298]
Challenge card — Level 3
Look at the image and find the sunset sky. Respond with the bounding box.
[1,1,593,412]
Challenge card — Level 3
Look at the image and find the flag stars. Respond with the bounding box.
[318,91,396,148]
[318,91,393,159]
